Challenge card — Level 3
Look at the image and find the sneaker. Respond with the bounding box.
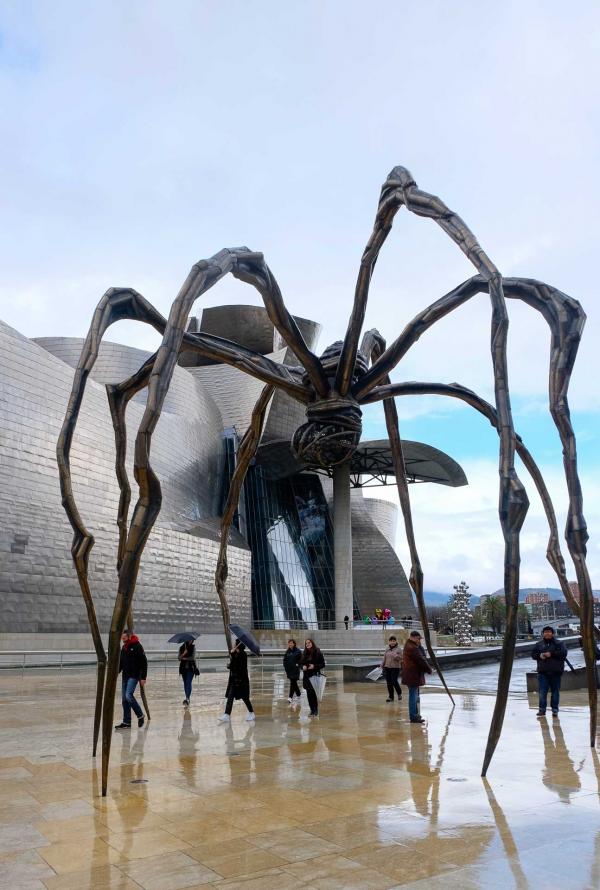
[287,698,294,704]
[536,711,546,717]
[410,717,425,724]
[552,710,559,717]
[310,711,319,717]
[182,699,189,706]
[138,716,145,728]
[217,714,230,723]
[386,698,393,703]
[114,723,131,730]
[246,713,256,722]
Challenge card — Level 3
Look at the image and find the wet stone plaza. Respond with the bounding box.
[1,665,599,889]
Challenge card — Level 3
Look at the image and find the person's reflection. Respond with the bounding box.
[407,723,438,818]
[539,718,582,802]
[178,710,199,786]
[112,726,150,854]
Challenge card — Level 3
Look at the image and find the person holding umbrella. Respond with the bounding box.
[168,632,200,707]
[218,639,255,723]
[178,638,199,707]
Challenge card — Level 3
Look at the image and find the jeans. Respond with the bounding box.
[122,676,143,724]
[538,673,561,713]
[408,686,420,720]
[182,670,193,701]
[385,668,402,700]
[303,674,319,714]
[288,678,301,698]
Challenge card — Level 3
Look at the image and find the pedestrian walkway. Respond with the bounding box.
[0,666,598,888]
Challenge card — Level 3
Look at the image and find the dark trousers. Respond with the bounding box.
[288,678,301,698]
[303,674,319,713]
[538,673,562,713]
[225,689,253,715]
[385,668,402,700]
[182,670,193,700]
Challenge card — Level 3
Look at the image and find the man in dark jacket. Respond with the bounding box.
[115,630,147,729]
[532,626,567,717]
[402,631,432,723]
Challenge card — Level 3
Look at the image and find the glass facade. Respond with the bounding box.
[243,465,335,628]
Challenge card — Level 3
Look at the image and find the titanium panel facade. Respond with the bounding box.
[0,321,251,635]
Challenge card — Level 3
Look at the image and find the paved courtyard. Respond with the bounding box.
[0,664,599,889]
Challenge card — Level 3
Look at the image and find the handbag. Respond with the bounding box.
[366,667,383,682]
[310,673,327,702]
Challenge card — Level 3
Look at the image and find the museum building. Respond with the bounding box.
[0,305,466,640]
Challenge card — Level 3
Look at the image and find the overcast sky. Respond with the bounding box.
[1,1,598,595]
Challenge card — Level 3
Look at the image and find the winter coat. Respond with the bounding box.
[531,637,567,675]
[226,647,250,700]
[401,638,432,687]
[381,645,402,670]
[119,636,147,681]
[178,642,198,677]
[300,646,325,679]
[283,646,302,680]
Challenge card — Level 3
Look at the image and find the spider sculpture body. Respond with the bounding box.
[57,167,595,797]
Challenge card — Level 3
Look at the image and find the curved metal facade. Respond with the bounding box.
[1,304,466,637]
[0,321,251,635]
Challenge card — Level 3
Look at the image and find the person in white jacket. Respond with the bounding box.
[381,636,402,702]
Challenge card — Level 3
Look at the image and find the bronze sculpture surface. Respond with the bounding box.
[57,166,595,795]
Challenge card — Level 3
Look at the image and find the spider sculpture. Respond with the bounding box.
[58,166,596,796]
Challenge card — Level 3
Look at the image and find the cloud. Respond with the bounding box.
[366,459,600,597]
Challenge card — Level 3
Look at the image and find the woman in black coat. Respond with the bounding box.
[218,640,255,723]
[283,638,302,705]
[300,638,325,717]
[178,641,198,707]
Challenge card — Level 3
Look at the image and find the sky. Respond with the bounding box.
[0,1,598,596]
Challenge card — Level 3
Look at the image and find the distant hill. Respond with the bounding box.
[424,586,599,607]
[424,591,481,607]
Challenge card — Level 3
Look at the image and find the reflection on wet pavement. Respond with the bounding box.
[0,664,598,888]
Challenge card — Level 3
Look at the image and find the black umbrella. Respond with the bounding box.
[168,631,200,644]
[228,624,261,655]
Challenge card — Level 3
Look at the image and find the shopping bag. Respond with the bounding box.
[366,667,383,682]
[310,673,327,702]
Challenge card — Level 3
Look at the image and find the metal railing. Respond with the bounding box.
[252,619,430,632]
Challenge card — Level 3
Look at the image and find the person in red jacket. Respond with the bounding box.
[402,630,432,724]
[115,630,147,730]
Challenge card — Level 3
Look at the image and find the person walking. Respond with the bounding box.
[402,630,432,724]
[532,626,567,717]
[300,638,325,717]
[115,629,147,730]
[178,639,199,707]
[283,638,302,704]
[344,614,350,630]
[218,640,255,723]
[381,635,402,702]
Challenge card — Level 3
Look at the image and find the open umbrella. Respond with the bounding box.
[228,624,261,655]
[168,632,200,644]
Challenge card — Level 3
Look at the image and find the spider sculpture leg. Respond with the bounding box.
[366,379,598,766]
[361,331,454,701]
[383,393,455,705]
[215,385,275,651]
[358,272,595,760]
[60,251,314,795]
[342,168,527,770]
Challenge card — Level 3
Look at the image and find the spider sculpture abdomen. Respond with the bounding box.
[291,339,369,468]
